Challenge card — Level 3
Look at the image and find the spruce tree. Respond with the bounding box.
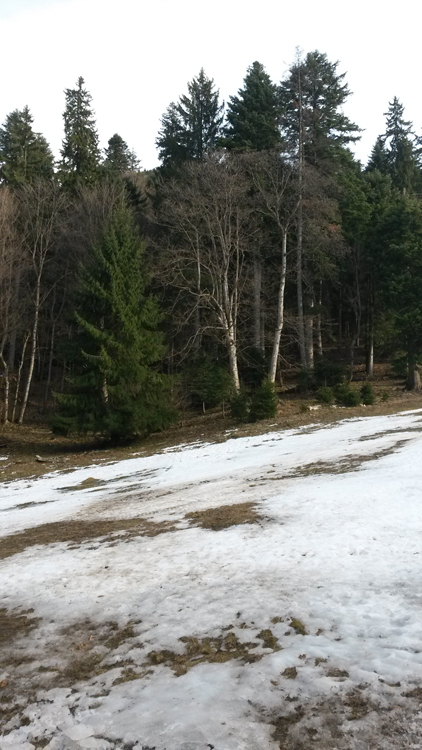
[366,136,390,174]
[156,69,224,167]
[103,133,139,175]
[280,51,361,166]
[54,204,176,440]
[223,61,281,152]
[373,97,421,194]
[279,51,361,367]
[59,77,101,188]
[0,106,54,185]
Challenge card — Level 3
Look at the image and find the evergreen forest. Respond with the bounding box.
[1,57,422,440]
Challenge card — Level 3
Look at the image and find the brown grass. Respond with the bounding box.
[327,668,350,681]
[63,652,107,682]
[289,439,410,477]
[402,687,422,700]
[271,707,305,747]
[185,502,261,531]
[0,517,176,560]
[343,689,371,720]
[0,608,40,646]
[146,627,282,677]
[289,619,307,636]
[257,629,280,650]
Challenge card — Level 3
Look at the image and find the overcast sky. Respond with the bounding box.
[1,0,420,170]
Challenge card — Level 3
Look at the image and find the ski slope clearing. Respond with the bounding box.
[1,409,422,749]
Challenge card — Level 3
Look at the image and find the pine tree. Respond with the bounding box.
[54,204,176,440]
[59,77,100,188]
[371,195,422,382]
[0,106,54,186]
[374,97,421,193]
[103,133,140,175]
[280,50,361,367]
[280,50,361,166]
[156,69,224,167]
[223,61,281,152]
[366,136,390,174]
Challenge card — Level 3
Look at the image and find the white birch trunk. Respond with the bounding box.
[269,229,287,383]
[19,280,40,424]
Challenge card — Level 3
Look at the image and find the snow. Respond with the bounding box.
[1,409,422,748]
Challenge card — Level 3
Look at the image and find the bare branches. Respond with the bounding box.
[158,155,254,388]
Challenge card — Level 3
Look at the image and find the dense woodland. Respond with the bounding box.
[1,53,422,440]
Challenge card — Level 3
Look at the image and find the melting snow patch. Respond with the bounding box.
[1,409,422,749]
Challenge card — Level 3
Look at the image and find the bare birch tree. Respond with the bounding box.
[244,152,299,382]
[158,155,253,390]
[17,180,67,423]
[0,187,24,422]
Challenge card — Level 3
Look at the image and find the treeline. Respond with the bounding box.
[1,54,422,439]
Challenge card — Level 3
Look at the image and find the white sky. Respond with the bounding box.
[0,0,420,171]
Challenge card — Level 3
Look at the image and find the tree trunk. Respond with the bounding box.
[19,280,40,424]
[226,328,240,391]
[12,332,29,423]
[297,89,306,366]
[0,349,10,424]
[253,255,263,351]
[338,295,343,349]
[407,363,421,391]
[269,229,287,382]
[304,294,314,368]
[8,265,21,371]
[365,278,374,378]
[194,244,201,349]
[44,320,56,404]
[349,338,356,384]
[316,280,323,357]
[365,332,374,378]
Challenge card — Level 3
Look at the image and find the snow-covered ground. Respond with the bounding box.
[1,409,422,749]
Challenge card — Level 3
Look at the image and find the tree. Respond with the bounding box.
[59,77,101,188]
[372,195,422,387]
[223,61,281,152]
[156,69,224,167]
[367,97,421,194]
[0,107,54,186]
[103,133,140,174]
[0,187,25,421]
[158,155,253,390]
[280,50,360,366]
[17,179,67,423]
[242,151,298,381]
[366,136,390,175]
[280,50,361,168]
[54,204,175,440]
[222,62,281,359]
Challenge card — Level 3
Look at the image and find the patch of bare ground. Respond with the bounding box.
[359,425,422,440]
[0,617,146,738]
[288,439,410,477]
[147,627,280,676]
[270,707,305,747]
[0,517,176,560]
[265,692,422,750]
[0,608,40,647]
[185,501,261,531]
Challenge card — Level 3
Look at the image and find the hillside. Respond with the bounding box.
[1,404,422,749]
